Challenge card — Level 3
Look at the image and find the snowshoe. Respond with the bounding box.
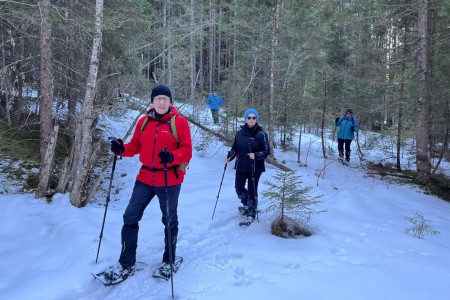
[91,261,147,286]
[152,256,183,281]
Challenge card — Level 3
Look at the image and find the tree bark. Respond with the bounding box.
[268,0,281,160]
[396,24,409,171]
[69,0,104,207]
[189,0,196,103]
[36,0,57,198]
[415,0,432,184]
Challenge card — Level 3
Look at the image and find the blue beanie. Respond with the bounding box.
[244,108,258,121]
[151,84,172,103]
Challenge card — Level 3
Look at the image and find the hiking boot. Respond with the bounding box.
[104,264,135,281]
[245,215,255,224]
[338,149,344,160]
[345,157,350,162]
[156,262,171,279]
[246,208,256,220]
[238,205,248,215]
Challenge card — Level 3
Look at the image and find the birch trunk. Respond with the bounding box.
[69,0,104,207]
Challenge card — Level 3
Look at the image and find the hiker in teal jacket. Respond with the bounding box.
[335,108,359,162]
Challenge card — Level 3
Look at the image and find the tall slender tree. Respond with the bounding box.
[415,0,432,184]
[70,0,104,207]
[36,0,58,198]
[268,0,281,160]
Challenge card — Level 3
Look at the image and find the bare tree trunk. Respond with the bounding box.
[217,5,222,85]
[415,0,432,184]
[167,3,172,86]
[69,0,104,207]
[268,0,281,160]
[321,74,327,159]
[396,25,409,171]
[36,0,57,198]
[162,2,168,83]
[297,125,302,164]
[198,1,204,92]
[208,0,215,91]
[189,0,196,103]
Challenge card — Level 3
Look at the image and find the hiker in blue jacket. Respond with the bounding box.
[335,108,359,162]
[206,89,224,124]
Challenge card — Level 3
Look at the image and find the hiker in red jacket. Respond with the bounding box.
[110,84,192,280]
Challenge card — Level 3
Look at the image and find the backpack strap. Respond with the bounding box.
[141,114,179,146]
[141,116,150,134]
[169,115,179,146]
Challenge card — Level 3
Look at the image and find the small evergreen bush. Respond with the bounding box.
[263,170,324,238]
[404,211,440,239]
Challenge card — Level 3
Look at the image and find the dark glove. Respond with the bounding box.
[158,150,174,164]
[335,117,340,123]
[110,138,125,155]
[227,150,235,159]
[351,126,354,132]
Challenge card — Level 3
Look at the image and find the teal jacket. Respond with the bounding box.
[336,116,359,140]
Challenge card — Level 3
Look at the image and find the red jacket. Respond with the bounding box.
[122,106,192,187]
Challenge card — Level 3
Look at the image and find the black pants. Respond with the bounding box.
[235,170,262,218]
[210,109,219,123]
[120,180,181,267]
[337,138,352,159]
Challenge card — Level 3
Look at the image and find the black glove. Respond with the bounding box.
[335,117,340,123]
[110,138,125,155]
[351,126,354,132]
[158,150,174,164]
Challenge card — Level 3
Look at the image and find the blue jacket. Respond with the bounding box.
[228,123,270,173]
[206,92,224,111]
[336,116,359,140]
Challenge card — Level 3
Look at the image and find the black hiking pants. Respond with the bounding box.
[211,109,219,124]
[235,170,262,218]
[338,138,352,159]
[119,180,180,268]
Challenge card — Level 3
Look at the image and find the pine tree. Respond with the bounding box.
[263,170,324,238]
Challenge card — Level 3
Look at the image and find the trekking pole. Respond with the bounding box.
[95,154,118,263]
[211,163,227,220]
[161,148,175,299]
[251,158,259,223]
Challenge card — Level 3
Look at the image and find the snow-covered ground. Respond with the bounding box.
[1,103,449,300]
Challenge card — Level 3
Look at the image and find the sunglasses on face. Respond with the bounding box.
[247,116,257,120]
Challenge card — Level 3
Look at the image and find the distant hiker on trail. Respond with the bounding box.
[109,84,192,281]
[335,108,359,162]
[224,108,270,225]
[206,89,224,124]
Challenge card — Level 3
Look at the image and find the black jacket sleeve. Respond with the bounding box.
[255,131,270,160]
[228,135,238,161]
